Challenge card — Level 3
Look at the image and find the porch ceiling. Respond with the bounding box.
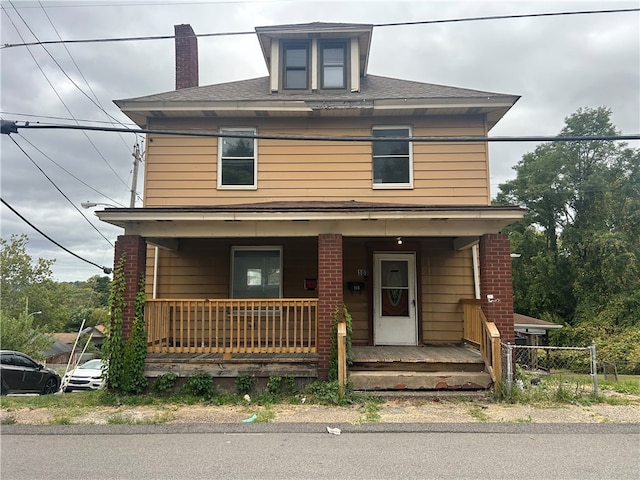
[96,202,525,238]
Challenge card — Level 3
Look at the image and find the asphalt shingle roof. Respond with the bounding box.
[116,74,514,104]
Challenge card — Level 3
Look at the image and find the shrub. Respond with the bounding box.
[182,373,215,399]
[152,373,178,395]
[235,375,255,395]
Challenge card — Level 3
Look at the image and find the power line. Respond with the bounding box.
[16,134,126,208]
[2,7,638,49]
[5,121,640,143]
[36,0,137,149]
[0,111,138,126]
[2,3,133,193]
[1,197,113,275]
[7,135,116,247]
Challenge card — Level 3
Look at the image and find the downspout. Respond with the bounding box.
[152,246,158,299]
[472,244,480,300]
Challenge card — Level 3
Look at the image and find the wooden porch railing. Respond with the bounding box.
[145,299,318,355]
[461,299,502,384]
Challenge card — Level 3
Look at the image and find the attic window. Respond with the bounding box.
[320,42,346,89]
[283,42,309,90]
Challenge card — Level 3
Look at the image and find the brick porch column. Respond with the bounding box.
[479,233,514,345]
[317,233,343,380]
[113,235,146,340]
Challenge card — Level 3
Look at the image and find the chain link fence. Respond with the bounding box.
[501,342,598,397]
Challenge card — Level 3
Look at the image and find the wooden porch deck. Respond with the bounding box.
[352,345,484,365]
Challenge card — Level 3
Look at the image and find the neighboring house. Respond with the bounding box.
[513,313,563,372]
[514,313,563,347]
[43,339,73,365]
[81,325,106,349]
[97,22,524,389]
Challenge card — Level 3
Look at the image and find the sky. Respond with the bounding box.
[1,0,639,282]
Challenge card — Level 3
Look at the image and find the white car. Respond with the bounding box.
[63,359,105,392]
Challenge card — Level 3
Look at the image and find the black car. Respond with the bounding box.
[0,350,61,395]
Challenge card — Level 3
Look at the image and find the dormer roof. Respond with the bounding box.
[255,22,373,77]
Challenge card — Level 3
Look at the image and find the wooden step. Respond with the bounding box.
[349,370,493,391]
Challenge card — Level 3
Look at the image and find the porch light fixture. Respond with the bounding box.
[396,237,403,245]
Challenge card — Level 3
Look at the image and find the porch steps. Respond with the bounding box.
[349,345,493,391]
[349,370,493,391]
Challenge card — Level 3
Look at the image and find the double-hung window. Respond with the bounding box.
[218,128,257,189]
[372,126,413,188]
[231,247,282,299]
[283,43,309,90]
[320,42,346,89]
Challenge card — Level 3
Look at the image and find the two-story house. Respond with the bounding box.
[98,22,524,390]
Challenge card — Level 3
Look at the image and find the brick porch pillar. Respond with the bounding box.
[317,233,343,380]
[479,233,514,345]
[113,235,146,340]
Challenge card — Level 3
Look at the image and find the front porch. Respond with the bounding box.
[142,297,500,391]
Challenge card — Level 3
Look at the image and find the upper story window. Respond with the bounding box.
[320,42,346,89]
[283,42,309,90]
[372,126,413,189]
[218,128,257,189]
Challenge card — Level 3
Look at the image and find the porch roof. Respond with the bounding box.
[96,201,525,240]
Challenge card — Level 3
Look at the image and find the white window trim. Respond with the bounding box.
[230,246,283,299]
[217,127,258,190]
[372,125,414,189]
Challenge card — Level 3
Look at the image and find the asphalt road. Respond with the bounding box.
[2,423,638,479]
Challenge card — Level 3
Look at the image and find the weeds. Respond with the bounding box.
[358,401,381,423]
[182,373,215,399]
[469,406,489,421]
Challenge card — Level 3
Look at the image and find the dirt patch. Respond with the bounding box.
[2,397,639,425]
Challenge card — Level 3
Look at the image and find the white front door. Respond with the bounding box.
[373,253,417,345]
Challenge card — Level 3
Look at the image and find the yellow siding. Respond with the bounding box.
[421,238,475,344]
[146,238,318,299]
[143,116,490,207]
[342,238,370,344]
[146,237,473,345]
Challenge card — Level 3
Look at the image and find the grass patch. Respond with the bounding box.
[254,407,276,423]
[513,415,533,423]
[357,401,381,423]
[469,406,489,422]
[49,415,72,425]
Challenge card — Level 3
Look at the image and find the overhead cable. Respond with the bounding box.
[16,134,126,208]
[1,197,113,275]
[8,135,116,247]
[3,3,133,192]
[5,121,639,143]
[2,8,638,49]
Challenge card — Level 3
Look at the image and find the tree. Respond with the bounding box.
[0,234,54,319]
[496,107,639,363]
[0,311,54,360]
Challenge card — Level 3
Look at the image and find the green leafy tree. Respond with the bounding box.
[496,107,639,365]
[0,234,54,319]
[0,311,54,359]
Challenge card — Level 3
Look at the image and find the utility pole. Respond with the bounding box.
[130,140,143,208]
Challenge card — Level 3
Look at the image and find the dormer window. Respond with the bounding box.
[320,42,347,89]
[283,42,309,90]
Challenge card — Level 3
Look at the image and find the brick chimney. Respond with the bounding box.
[174,24,198,90]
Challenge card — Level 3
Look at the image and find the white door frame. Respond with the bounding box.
[373,252,417,345]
